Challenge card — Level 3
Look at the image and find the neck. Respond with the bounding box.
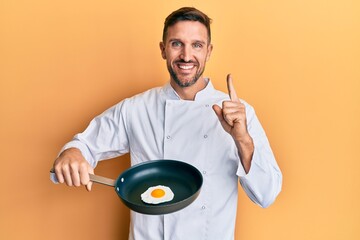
[170,77,207,100]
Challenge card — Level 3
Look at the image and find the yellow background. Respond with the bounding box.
[1,0,359,239]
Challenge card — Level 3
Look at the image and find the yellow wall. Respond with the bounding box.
[1,0,359,239]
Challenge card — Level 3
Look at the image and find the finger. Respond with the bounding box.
[86,167,94,192]
[79,162,90,186]
[70,164,81,187]
[62,165,73,186]
[222,101,246,115]
[222,100,243,109]
[54,166,64,184]
[226,74,240,103]
[212,104,231,132]
[223,111,243,126]
[212,104,224,121]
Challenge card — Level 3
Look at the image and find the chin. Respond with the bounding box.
[174,76,198,87]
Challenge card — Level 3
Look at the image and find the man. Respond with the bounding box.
[51,7,282,240]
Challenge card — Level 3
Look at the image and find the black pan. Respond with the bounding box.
[52,160,203,215]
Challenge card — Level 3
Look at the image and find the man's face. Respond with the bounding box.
[160,21,213,88]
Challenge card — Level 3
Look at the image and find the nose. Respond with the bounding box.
[180,45,192,62]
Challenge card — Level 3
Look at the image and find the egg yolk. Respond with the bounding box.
[151,188,165,198]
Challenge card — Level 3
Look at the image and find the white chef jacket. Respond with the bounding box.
[52,79,282,240]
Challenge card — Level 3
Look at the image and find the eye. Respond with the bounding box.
[193,42,203,49]
[171,41,182,48]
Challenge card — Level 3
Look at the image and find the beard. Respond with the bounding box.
[167,60,205,88]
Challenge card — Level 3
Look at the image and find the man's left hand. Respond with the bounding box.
[212,74,254,173]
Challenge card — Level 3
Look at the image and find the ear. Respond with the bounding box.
[206,44,213,62]
[159,42,166,59]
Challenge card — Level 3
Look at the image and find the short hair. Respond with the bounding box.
[162,7,212,44]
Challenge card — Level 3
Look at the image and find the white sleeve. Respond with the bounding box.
[59,100,130,167]
[236,103,282,208]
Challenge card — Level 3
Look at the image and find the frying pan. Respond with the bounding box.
[51,160,203,215]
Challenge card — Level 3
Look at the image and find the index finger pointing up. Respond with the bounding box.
[227,74,240,102]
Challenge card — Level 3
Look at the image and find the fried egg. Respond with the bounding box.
[141,185,174,204]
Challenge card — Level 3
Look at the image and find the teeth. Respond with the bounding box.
[179,65,194,70]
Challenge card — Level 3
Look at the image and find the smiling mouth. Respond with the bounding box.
[176,61,197,71]
[178,64,195,70]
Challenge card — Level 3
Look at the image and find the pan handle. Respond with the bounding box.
[88,174,115,187]
[50,168,116,187]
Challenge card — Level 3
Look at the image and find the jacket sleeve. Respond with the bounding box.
[236,102,282,208]
[59,100,130,168]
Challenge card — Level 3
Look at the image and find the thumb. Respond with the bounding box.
[213,104,231,133]
[86,167,94,192]
[212,104,223,121]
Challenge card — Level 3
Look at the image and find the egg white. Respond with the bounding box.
[141,185,174,204]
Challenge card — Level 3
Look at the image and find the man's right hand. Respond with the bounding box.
[53,148,94,191]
